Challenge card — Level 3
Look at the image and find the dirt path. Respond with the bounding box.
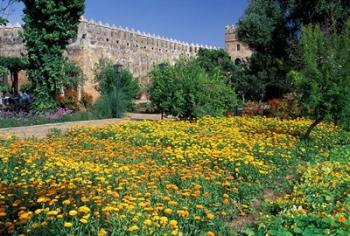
[0,113,162,139]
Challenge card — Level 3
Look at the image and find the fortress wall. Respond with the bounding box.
[0,19,218,99]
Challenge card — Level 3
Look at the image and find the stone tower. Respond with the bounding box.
[225,25,252,64]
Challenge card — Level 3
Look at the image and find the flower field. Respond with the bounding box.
[0,117,349,235]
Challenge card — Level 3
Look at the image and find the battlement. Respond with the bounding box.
[81,17,218,50]
[225,25,236,34]
[0,18,226,100]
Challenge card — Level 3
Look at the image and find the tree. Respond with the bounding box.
[237,0,291,100]
[22,0,84,111]
[196,48,235,77]
[149,58,237,120]
[94,59,140,118]
[0,56,27,94]
[289,22,350,138]
[237,0,350,101]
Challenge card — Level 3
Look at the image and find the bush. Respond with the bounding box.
[268,93,302,119]
[93,59,139,118]
[242,101,265,116]
[94,87,126,119]
[94,59,139,117]
[149,58,237,120]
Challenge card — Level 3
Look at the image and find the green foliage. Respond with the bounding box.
[290,22,350,137]
[237,0,292,100]
[94,87,126,119]
[249,142,350,235]
[22,0,84,111]
[94,58,140,109]
[149,58,237,119]
[0,65,7,77]
[237,0,350,101]
[0,57,28,72]
[196,48,235,77]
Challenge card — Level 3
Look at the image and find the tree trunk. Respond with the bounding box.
[303,117,323,139]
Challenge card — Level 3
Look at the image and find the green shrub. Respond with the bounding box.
[94,87,126,119]
[149,58,237,119]
[94,58,139,116]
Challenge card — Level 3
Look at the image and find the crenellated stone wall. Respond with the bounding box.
[0,19,250,100]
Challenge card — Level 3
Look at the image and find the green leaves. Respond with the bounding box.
[149,58,237,120]
[22,0,85,111]
[291,22,350,135]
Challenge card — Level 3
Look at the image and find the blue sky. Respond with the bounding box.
[7,0,249,47]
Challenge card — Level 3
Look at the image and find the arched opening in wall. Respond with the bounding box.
[235,58,242,65]
[236,44,241,51]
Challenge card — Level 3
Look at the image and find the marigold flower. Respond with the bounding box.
[62,200,71,206]
[143,219,152,226]
[69,210,78,217]
[207,231,215,236]
[64,222,73,228]
[127,225,139,232]
[160,216,168,225]
[338,215,346,223]
[80,218,88,224]
[98,228,107,236]
[164,208,172,215]
[206,213,215,220]
[78,206,90,214]
[169,220,178,229]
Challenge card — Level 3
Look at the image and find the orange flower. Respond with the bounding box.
[338,215,346,223]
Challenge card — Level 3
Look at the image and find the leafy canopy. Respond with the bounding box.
[289,22,350,137]
[22,0,84,111]
[149,58,237,120]
[237,0,350,101]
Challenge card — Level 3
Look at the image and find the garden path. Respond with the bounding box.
[0,113,162,139]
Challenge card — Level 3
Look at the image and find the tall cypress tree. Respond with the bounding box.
[22,0,84,111]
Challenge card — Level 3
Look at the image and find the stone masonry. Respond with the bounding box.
[225,25,252,64]
[0,18,251,99]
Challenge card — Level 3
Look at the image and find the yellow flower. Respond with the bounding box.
[47,211,58,216]
[127,225,139,232]
[78,206,90,214]
[69,210,78,217]
[35,209,43,215]
[81,197,89,203]
[207,231,215,236]
[164,208,172,215]
[98,228,107,236]
[63,200,71,206]
[206,213,215,220]
[168,201,178,206]
[143,219,152,226]
[64,222,73,228]
[37,196,51,203]
[169,220,178,229]
[19,211,32,221]
[80,218,88,224]
[160,216,168,225]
